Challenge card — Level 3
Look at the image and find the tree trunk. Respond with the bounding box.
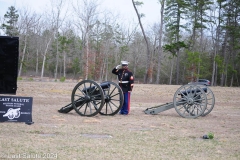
[230,74,233,87]
[198,9,204,82]
[41,38,52,80]
[169,58,174,85]
[175,6,181,85]
[18,35,27,77]
[214,64,218,85]
[54,37,59,80]
[156,0,165,84]
[52,0,66,80]
[211,8,221,86]
[63,50,66,78]
[41,54,47,80]
[105,57,108,81]
[85,34,89,80]
[36,49,39,75]
[221,29,229,86]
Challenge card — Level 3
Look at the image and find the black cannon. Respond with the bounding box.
[144,84,215,118]
[58,80,123,117]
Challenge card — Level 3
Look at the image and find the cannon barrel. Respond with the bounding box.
[179,87,207,96]
[82,82,110,94]
[58,98,84,113]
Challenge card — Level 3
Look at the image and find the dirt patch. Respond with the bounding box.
[0,81,240,160]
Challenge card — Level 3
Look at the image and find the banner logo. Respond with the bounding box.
[3,108,21,119]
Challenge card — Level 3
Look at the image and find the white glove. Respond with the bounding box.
[115,65,121,69]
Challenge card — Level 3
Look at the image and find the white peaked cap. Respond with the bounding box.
[121,61,129,65]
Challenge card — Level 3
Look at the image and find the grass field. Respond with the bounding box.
[0,81,240,160]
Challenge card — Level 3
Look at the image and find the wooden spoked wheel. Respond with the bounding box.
[99,81,124,116]
[71,80,104,117]
[173,84,207,118]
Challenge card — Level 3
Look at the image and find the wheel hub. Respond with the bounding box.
[85,95,91,102]
[105,95,110,103]
[187,98,194,105]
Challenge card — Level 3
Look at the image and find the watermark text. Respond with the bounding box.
[0,153,57,159]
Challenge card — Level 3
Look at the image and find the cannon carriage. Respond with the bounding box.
[58,80,124,117]
[59,80,215,118]
[144,84,215,118]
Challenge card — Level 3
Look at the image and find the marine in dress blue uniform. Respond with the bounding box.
[112,61,134,115]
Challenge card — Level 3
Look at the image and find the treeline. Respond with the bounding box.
[0,0,240,86]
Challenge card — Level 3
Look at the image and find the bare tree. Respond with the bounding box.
[132,0,152,83]
[40,37,52,80]
[39,13,55,80]
[72,0,100,80]
[60,21,74,78]
[32,19,42,76]
[49,0,68,80]
[130,32,145,76]
[17,8,41,77]
[209,4,220,86]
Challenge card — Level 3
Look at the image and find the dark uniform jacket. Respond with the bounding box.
[112,68,134,93]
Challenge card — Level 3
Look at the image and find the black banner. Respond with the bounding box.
[0,36,19,94]
[0,96,33,123]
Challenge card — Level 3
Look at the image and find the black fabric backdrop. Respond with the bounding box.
[0,36,19,94]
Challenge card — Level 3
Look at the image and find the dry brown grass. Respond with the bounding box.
[0,81,240,160]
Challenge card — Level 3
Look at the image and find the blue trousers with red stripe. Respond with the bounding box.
[120,92,131,115]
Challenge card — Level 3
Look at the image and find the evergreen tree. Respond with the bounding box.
[189,0,213,48]
[220,0,240,86]
[1,6,19,36]
[188,0,213,82]
[164,0,190,84]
